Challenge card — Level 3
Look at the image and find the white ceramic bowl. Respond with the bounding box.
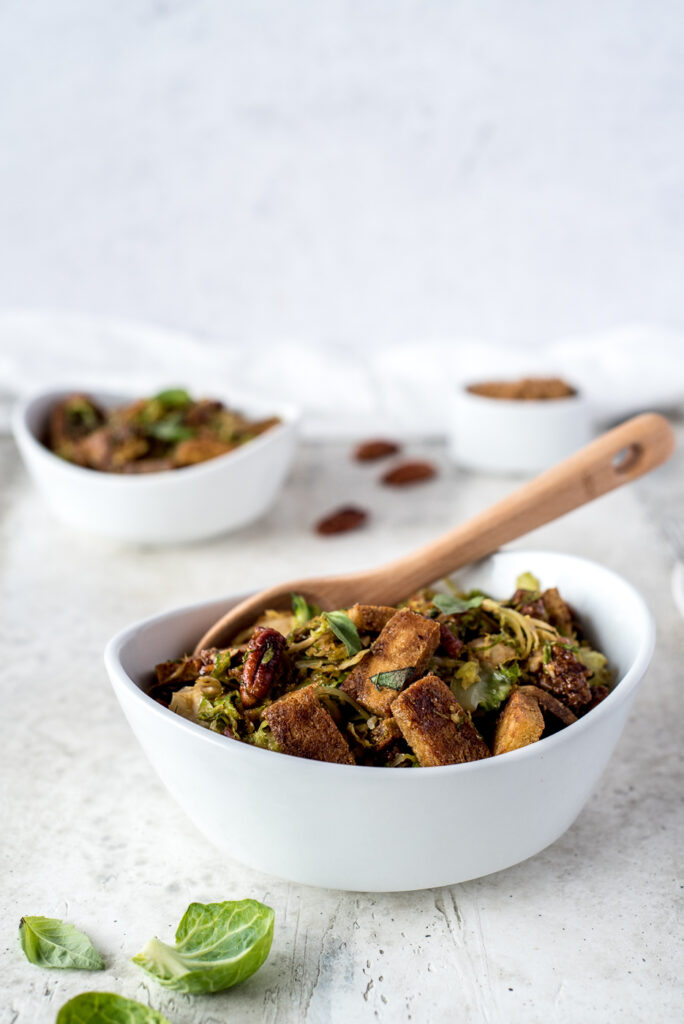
[449,383,593,474]
[104,550,654,891]
[671,561,684,620]
[12,389,299,544]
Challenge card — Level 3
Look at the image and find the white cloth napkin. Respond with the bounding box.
[1,311,682,437]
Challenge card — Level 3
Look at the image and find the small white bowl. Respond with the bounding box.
[671,561,684,620]
[449,383,593,474]
[12,389,299,544]
[105,550,654,891]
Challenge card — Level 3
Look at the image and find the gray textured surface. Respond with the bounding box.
[2,433,683,1023]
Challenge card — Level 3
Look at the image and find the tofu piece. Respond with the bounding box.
[346,604,398,633]
[492,688,545,755]
[263,685,355,764]
[341,608,440,716]
[391,674,490,767]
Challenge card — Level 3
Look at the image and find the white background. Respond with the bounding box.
[1,0,683,352]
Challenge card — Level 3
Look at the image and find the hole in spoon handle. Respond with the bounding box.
[602,413,674,487]
[611,443,644,475]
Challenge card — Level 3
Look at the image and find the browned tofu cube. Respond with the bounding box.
[346,604,398,633]
[391,674,490,767]
[263,685,355,765]
[492,688,545,755]
[341,608,440,716]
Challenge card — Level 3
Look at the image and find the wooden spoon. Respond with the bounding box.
[195,412,674,652]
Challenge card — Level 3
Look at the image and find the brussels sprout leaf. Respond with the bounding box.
[291,593,317,627]
[516,571,540,592]
[56,992,171,1024]
[132,899,274,994]
[451,661,520,712]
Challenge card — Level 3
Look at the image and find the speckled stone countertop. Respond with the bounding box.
[2,432,683,1023]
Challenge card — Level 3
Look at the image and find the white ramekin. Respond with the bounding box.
[12,388,299,544]
[449,383,593,474]
[104,550,654,891]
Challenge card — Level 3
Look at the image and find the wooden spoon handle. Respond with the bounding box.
[195,413,674,651]
[359,412,675,603]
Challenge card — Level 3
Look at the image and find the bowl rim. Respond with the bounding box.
[104,550,655,779]
[11,386,301,485]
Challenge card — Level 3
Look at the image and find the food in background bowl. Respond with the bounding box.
[47,389,280,474]
[12,387,299,543]
[152,573,612,768]
[467,377,577,401]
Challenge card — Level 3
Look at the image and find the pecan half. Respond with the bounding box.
[240,627,288,708]
[381,461,437,486]
[354,439,401,462]
[534,644,592,711]
[316,506,369,535]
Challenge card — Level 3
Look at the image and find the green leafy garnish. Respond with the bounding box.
[65,397,100,431]
[370,666,415,691]
[19,916,104,971]
[324,611,362,656]
[145,413,195,443]
[56,992,171,1024]
[132,899,274,994]
[516,571,540,591]
[154,388,191,407]
[432,593,484,615]
[291,593,317,627]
